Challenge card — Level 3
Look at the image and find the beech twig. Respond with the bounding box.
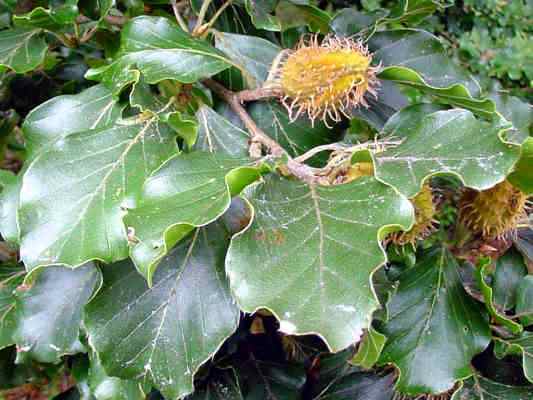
[203,79,318,184]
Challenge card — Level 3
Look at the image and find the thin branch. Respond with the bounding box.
[203,79,318,184]
[171,0,190,32]
[201,0,232,32]
[236,86,281,103]
[193,0,213,35]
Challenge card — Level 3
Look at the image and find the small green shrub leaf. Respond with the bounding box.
[451,375,533,400]
[0,264,25,349]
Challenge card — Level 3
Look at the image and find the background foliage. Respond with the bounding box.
[0,0,531,399]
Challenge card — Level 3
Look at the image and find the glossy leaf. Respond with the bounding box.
[86,16,232,94]
[13,1,79,30]
[19,116,178,271]
[330,8,387,37]
[476,258,522,335]
[451,374,533,400]
[379,247,491,395]
[249,101,335,161]
[315,370,395,400]
[0,173,21,245]
[375,106,520,197]
[186,369,242,399]
[124,152,262,283]
[350,327,387,370]
[0,264,24,349]
[495,333,533,384]
[490,90,532,145]
[194,105,249,157]
[85,225,240,400]
[23,84,123,160]
[0,28,47,73]
[516,276,533,327]
[226,174,414,351]
[88,354,145,400]
[369,29,495,115]
[244,0,281,31]
[215,32,280,88]
[13,263,101,363]
[492,248,528,311]
[508,137,533,195]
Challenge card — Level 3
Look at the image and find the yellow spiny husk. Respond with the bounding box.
[390,184,438,246]
[269,35,380,126]
[459,180,528,239]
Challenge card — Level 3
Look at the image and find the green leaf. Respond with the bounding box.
[85,224,240,400]
[275,1,331,34]
[375,106,520,198]
[369,29,495,116]
[476,258,522,335]
[516,276,533,327]
[495,332,533,384]
[492,248,528,311]
[18,115,178,272]
[388,0,446,25]
[186,369,242,399]
[236,359,306,399]
[451,374,533,400]
[23,84,124,161]
[0,264,24,349]
[244,0,281,31]
[0,28,47,73]
[13,0,79,30]
[88,353,145,400]
[489,91,532,145]
[226,174,413,351]
[378,247,491,395]
[86,16,233,95]
[0,173,21,245]
[508,137,533,195]
[350,327,387,370]
[214,31,280,88]
[13,263,101,363]
[314,370,395,400]
[194,105,250,157]
[124,152,262,283]
[330,8,387,37]
[248,101,335,162]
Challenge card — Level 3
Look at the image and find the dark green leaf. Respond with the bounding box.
[88,353,145,400]
[23,84,124,160]
[495,332,533,384]
[85,224,240,399]
[490,90,532,145]
[86,16,233,95]
[0,264,24,349]
[350,327,386,369]
[508,138,533,195]
[451,374,533,400]
[0,28,47,74]
[13,263,101,363]
[13,0,79,30]
[379,247,491,395]
[186,368,242,399]
[249,101,335,162]
[516,276,533,327]
[226,174,413,351]
[18,115,178,271]
[369,29,495,116]
[330,8,387,37]
[244,0,281,31]
[124,152,261,283]
[194,105,250,157]
[476,258,522,335]
[492,248,528,311]
[315,371,395,400]
[375,106,520,197]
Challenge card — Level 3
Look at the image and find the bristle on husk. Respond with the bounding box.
[389,184,438,246]
[459,180,528,239]
[267,35,380,127]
